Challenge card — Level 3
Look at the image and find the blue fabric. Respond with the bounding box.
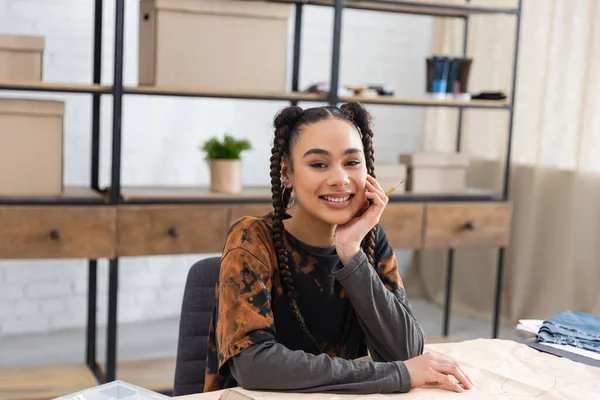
[537,310,600,354]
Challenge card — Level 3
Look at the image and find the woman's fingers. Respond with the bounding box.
[425,367,463,393]
[436,372,464,393]
[435,362,473,391]
[366,183,388,206]
[366,174,386,193]
[406,352,474,394]
[360,191,385,224]
[366,180,387,199]
[431,353,473,384]
[365,189,385,207]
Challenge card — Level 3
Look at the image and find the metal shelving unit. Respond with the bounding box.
[0,0,522,393]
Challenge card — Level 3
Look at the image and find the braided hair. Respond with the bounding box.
[269,101,378,353]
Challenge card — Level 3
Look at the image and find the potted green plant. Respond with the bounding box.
[200,134,252,193]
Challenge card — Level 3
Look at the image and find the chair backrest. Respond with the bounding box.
[172,256,221,397]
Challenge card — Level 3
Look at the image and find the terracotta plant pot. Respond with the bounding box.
[209,159,242,193]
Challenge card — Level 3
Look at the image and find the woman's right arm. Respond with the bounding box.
[229,339,410,394]
[229,338,472,394]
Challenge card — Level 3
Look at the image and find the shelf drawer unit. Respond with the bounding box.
[423,202,512,248]
[116,205,229,256]
[0,206,116,259]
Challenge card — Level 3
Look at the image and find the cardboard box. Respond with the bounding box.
[375,164,407,195]
[138,0,292,92]
[0,34,44,81]
[399,152,469,193]
[0,98,64,196]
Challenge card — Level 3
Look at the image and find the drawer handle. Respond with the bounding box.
[143,13,150,21]
[49,229,61,241]
[463,220,476,231]
[168,227,180,238]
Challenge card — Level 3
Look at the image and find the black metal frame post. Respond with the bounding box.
[442,248,454,337]
[105,0,126,383]
[106,259,120,382]
[442,15,470,338]
[291,3,303,106]
[328,0,344,106]
[87,0,103,383]
[110,0,125,206]
[91,0,103,194]
[493,0,522,339]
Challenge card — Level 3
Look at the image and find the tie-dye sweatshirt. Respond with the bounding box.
[203,213,425,394]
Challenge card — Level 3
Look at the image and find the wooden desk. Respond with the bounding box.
[173,339,600,400]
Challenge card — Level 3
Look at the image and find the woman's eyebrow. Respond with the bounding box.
[343,148,363,156]
[302,148,363,158]
[302,148,329,158]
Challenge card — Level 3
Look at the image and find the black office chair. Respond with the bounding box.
[172,256,221,397]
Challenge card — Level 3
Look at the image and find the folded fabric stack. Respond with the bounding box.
[537,310,600,354]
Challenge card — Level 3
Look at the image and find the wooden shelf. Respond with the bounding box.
[0,186,107,205]
[0,363,98,400]
[116,185,500,204]
[268,0,519,17]
[340,94,511,109]
[123,86,509,109]
[119,186,274,204]
[99,357,175,394]
[0,80,111,94]
[124,86,328,102]
[0,80,510,109]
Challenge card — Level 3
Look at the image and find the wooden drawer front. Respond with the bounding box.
[424,202,511,248]
[228,204,273,227]
[378,204,424,249]
[117,205,229,256]
[0,206,116,259]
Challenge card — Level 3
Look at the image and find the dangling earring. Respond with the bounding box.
[282,186,295,210]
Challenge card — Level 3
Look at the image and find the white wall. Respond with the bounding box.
[0,0,432,336]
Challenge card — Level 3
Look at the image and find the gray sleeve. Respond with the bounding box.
[332,250,426,363]
[229,338,411,394]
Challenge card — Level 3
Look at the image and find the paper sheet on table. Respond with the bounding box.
[219,339,600,400]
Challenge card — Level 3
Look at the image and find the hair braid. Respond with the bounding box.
[340,102,377,268]
[270,106,322,352]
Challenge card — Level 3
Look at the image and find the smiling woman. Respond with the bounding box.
[201,102,473,396]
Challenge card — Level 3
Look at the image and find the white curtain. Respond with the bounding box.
[408,0,600,326]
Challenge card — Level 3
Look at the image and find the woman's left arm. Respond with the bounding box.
[332,225,426,362]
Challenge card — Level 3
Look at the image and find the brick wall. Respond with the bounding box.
[0,0,432,336]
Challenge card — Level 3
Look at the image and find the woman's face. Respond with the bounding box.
[283,117,368,226]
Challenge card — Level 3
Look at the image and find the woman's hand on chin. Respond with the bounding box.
[334,175,388,264]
